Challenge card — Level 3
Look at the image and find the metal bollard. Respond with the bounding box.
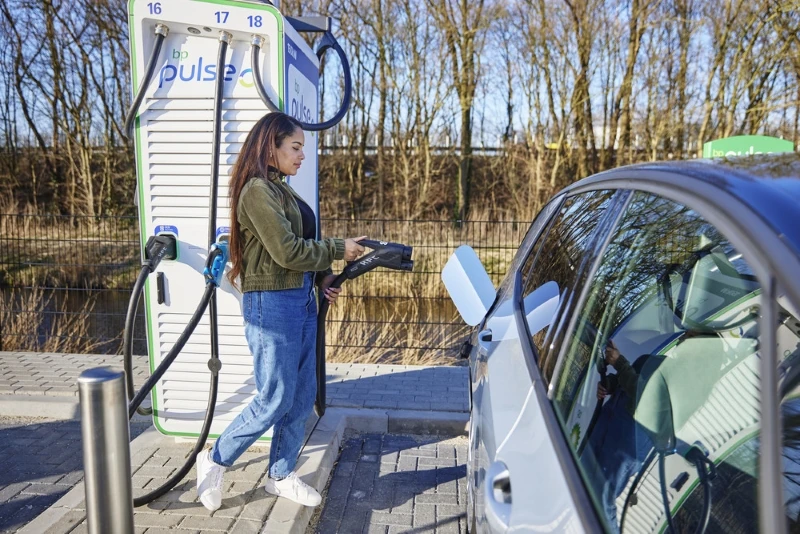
[78,367,134,534]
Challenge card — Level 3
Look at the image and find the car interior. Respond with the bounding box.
[546,194,779,534]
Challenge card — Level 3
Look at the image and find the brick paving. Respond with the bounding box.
[120,436,279,534]
[325,365,469,413]
[0,416,151,534]
[4,425,284,534]
[311,433,468,534]
[0,352,150,398]
[0,353,469,414]
[0,352,470,533]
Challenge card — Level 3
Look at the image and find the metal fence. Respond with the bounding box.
[0,214,528,364]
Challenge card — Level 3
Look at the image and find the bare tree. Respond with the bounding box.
[1,0,797,222]
[563,0,600,178]
[425,0,492,221]
[602,0,652,168]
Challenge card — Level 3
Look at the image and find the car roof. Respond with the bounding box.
[567,153,800,258]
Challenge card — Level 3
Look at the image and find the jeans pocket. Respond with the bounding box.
[242,292,259,324]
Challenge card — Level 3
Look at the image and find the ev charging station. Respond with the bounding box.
[122,0,411,508]
[127,0,328,440]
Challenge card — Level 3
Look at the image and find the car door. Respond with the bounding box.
[547,190,773,534]
[471,189,622,532]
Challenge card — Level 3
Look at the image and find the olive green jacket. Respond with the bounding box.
[237,171,344,292]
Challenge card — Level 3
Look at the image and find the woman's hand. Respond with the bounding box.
[343,236,367,261]
[319,274,341,303]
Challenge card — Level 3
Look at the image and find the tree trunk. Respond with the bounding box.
[458,105,472,221]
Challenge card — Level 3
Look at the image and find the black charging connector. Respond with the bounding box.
[315,238,414,417]
[342,239,414,279]
[144,234,177,272]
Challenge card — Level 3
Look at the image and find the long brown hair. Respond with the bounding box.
[227,112,303,287]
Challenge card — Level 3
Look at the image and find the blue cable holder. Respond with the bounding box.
[203,242,229,287]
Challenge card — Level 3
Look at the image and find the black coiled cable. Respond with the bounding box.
[656,450,714,534]
[314,272,347,417]
[127,283,215,420]
[619,448,656,533]
[251,37,281,114]
[659,452,678,534]
[250,31,352,131]
[124,266,151,416]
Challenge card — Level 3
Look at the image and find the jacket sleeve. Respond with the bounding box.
[240,182,345,271]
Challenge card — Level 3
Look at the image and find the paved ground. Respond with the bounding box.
[0,352,150,398]
[310,433,468,534]
[0,352,470,533]
[0,416,151,534]
[0,352,469,415]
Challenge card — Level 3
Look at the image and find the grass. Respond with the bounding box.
[0,215,526,365]
[0,285,109,354]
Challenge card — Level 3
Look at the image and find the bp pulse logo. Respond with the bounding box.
[238,69,255,88]
[286,62,315,124]
[158,49,253,88]
[290,79,313,123]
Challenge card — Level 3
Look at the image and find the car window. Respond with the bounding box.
[491,195,564,312]
[551,191,763,533]
[518,189,616,380]
[777,288,800,530]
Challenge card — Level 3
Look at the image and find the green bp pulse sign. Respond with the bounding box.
[703,135,795,158]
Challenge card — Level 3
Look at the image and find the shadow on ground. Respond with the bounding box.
[0,418,151,533]
[312,433,468,534]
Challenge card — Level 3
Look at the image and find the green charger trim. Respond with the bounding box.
[151,410,272,442]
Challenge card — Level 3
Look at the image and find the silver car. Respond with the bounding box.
[443,156,800,533]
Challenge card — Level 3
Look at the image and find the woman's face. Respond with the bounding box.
[273,128,305,176]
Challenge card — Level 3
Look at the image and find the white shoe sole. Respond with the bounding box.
[199,493,222,512]
[264,479,322,507]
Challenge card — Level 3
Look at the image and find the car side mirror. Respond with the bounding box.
[442,245,496,326]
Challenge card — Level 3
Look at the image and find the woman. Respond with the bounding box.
[195,112,366,511]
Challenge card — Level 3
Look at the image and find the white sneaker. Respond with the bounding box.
[264,472,322,507]
[196,449,225,511]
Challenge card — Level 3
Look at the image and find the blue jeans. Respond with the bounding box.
[211,272,317,479]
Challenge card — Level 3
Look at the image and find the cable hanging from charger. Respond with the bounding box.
[122,31,231,507]
[123,235,178,417]
[124,24,169,140]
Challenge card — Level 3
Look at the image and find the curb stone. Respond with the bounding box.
[0,395,80,419]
